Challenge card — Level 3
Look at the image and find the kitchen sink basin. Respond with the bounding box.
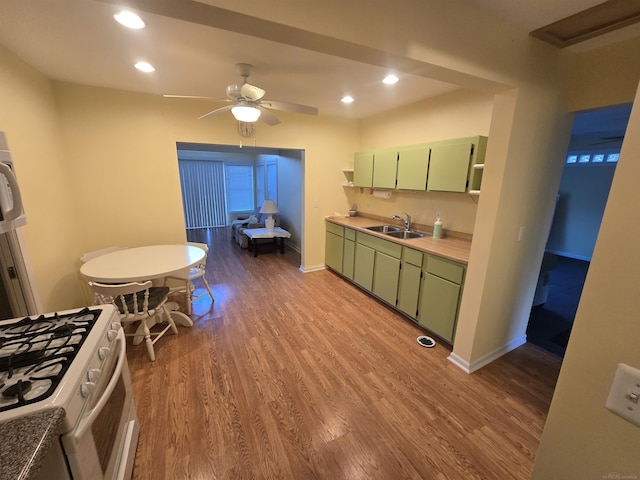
[385,230,425,239]
[366,225,402,233]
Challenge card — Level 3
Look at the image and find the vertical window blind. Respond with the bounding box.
[178,160,227,228]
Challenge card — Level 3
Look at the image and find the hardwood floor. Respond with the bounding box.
[127,227,561,480]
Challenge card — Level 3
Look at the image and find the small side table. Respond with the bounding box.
[244,227,291,257]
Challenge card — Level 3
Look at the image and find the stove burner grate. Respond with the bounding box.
[0,307,101,412]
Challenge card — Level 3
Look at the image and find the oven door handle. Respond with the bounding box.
[75,328,127,438]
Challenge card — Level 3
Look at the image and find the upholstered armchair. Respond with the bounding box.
[230,213,280,248]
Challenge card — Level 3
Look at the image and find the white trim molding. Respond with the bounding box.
[447,334,527,374]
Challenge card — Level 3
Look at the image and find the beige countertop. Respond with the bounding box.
[326,215,472,264]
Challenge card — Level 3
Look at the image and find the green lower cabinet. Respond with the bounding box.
[417,273,461,342]
[343,238,355,280]
[325,231,344,272]
[397,262,422,318]
[353,243,375,290]
[372,251,400,305]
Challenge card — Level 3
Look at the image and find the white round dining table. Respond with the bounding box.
[80,244,206,326]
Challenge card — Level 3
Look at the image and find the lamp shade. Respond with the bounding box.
[259,199,279,214]
[231,105,261,122]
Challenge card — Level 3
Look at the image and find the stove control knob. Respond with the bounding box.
[111,322,121,331]
[98,347,110,360]
[107,329,118,341]
[81,381,96,398]
[87,368,101,383]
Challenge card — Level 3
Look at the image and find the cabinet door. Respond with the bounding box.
[417,273,461,342]
[372,251,400,305]
[353,243,375,290]
[353,151,374,187]
[342,239,355,280]
[397,263,422,318]
[427,142,473,192]
[325,231,344,272]
[372,149,398,189]
[396,146,429,190]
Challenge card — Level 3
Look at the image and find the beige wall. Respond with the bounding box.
[352,89,494,234]
[53,82,359,274]
[0,46,84,312]
[532,79,640,480]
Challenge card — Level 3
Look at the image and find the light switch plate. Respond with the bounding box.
[605,363,640,427]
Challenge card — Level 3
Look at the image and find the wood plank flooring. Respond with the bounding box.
[127,227,562,480]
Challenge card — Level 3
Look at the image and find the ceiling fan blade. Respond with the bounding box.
[199,105,233,120]
[257,106,281,126]
[163,94,216,100]
[261,100,318,116]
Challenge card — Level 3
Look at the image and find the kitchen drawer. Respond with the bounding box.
[403,247,423,267]
[425,255,465,284]
[326,222,344,236]
[356,232,402,258]
[345,227,356,241]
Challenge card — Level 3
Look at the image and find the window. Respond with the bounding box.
[225,164,254,212]
[566,150,620,166]
[178,160,227,228]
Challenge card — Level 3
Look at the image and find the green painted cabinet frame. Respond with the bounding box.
[372,251,401,305]
[325,223,344,273]
[396,248,423,318]
[372,149,398,189]
[396,146,429,191]
[353,151,374,187]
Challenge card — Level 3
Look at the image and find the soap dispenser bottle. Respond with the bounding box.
[433,215,443,238]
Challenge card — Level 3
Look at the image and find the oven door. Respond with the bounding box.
[62,329,139,480]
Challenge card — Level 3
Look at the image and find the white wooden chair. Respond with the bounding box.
[163,242,214,315]
[79,246,127,304]
[89,281,177,361]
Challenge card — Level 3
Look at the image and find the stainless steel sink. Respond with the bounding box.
[366,225,402,233]
[385,230,425,239]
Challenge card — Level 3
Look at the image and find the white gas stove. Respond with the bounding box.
[0,304,139,479]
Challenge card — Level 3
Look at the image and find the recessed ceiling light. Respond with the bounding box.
[383,74,399,85]
[114,11,145,29]
[134,62,155,73]
[341,96,354,104]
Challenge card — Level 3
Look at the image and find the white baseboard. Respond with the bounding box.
[447,334,527,374]
[300,265,325,273]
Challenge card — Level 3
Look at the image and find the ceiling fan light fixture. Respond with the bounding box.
[113,11,145,29]
[383,74,399,85]
[134,61,155,73]
[231,105,261,122]
[341,96,354,104]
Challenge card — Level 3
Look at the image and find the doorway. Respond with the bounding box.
[175,142,305,262]
[527,104,632,357]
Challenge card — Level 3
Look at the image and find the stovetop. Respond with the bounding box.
[0,308,101,412]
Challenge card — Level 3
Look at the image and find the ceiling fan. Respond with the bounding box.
[590,135,625,145]
[164,63,318,126]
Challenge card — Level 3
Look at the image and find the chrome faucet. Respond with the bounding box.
[391,212,412,231]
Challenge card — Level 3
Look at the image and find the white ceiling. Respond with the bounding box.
[0,0,635,129]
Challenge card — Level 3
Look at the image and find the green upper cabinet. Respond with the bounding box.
[427,141,474,192]
[396,146,429,191]
[372,149,398,189]
[353,151,374,187]
[427,136,487,193]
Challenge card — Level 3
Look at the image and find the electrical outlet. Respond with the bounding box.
[313,200,319,208]
[606,363,640,427]
[366,202,371,209]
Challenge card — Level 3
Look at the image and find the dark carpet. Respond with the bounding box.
[527,255,590,358]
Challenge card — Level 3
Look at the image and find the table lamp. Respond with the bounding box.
[260,200,279,231]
